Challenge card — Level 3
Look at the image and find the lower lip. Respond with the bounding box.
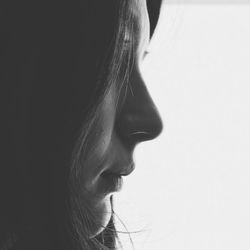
[101,173,123,195]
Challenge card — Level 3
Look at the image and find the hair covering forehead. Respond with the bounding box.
[147,0,162,38]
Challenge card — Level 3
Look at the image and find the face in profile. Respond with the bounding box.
[0,0,163,248]
[78,0,163,238]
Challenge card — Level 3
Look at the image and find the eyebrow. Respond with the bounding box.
[133,12,141,31]
[128,3,150,58]
[128,2,142,35]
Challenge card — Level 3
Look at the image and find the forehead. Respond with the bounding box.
[130,0,149,29]
[129,0,150,46]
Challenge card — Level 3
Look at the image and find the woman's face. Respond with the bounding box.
[80,0,163,238]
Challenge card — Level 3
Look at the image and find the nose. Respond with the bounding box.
[115,65,163,149]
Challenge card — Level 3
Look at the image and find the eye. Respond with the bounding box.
[123,25,139,52]
[143,50,150,59]
[123,30,134,51]
[123,39,133,49]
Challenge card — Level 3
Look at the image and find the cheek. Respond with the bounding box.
[91,85,117,162]
[80,85,118,189]
[78,85,118,237]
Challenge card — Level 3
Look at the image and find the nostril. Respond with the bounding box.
[116,111,163,147]
[129,124,163,143]
[129,131,151,136]
[129,131,152,143]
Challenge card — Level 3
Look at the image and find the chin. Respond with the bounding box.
[88,195,113,239]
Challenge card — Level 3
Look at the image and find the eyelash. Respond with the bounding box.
[144,50,150,57]
[123,39,150,61]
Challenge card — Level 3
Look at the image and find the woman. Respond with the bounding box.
[0,0,163,249]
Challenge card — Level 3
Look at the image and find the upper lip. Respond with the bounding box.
[102,162,135,177]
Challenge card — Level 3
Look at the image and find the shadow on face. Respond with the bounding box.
[80,0,163,238]
[0,0,163,248]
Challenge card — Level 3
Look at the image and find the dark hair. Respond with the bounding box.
[0,0,162,249]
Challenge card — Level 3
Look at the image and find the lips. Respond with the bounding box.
[99,161,135,195]
[103,161,135,177]
[100,172,123,194]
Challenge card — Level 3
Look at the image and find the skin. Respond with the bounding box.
[80,0,163,238]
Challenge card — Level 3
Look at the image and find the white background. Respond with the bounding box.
[115,3,250,250]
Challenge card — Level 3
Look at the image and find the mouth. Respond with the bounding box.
[100,162,135,195]
[104,161,135,177]
[100,171,123,194]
